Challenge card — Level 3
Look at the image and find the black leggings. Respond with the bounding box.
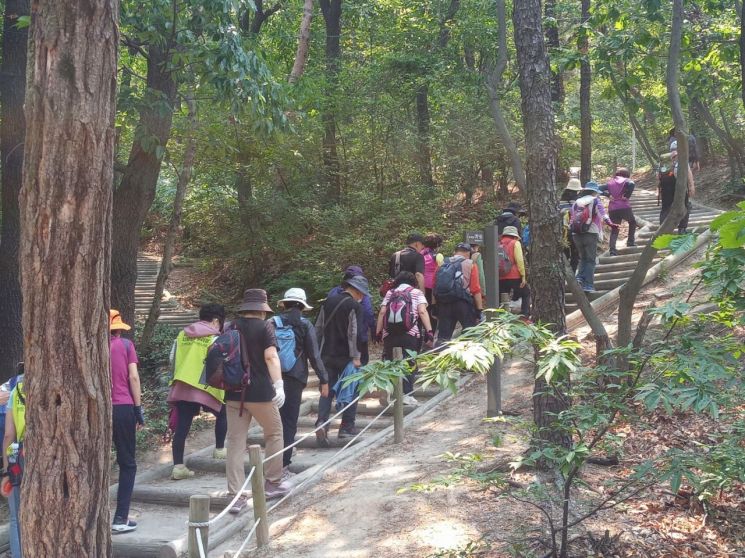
[171,401,227,465]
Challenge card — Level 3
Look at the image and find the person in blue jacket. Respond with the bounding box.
[328,266,375,365]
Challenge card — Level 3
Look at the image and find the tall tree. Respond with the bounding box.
[319,0,343,200]
[0,0,30,381]
[544,0,564,104]
[19,0,118,554]
[513,0,569,449]
[579,0,591,183]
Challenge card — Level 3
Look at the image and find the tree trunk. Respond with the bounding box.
[319,0,343,201]
[579,0,592,185]
[19,0,117,554]
[691,97,745,179]
[513,0,570,449]
[415,83,435,189]
[140,98,198,352]
[0,0,29,381]
[544,0,564,104]
[740,0,745,111]
[289,0,314,84]
[111,46,177,329]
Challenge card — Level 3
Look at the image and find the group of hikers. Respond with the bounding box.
[0,142,697,554]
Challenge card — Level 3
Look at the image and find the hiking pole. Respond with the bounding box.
[392,346,405,443]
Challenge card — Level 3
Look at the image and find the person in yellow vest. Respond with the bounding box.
[3,367,25,558]
[168,304,227,480]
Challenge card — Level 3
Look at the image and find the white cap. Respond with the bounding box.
[278,287,312,310]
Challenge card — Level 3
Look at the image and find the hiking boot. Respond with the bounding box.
[112,517,137,534]
[281,466,296,482]
[315,423,330,448]
[171,464,195,480]
[609,249,618,256]
[626,242,637,247]
[228,494,249,515]
[402,394,420,407]
[265,479,291,500]
[212,447,227,460]
[338,425,360,439]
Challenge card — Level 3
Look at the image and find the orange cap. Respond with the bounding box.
[109,309,131,331]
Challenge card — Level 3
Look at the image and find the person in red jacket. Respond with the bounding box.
[498,226,531,318]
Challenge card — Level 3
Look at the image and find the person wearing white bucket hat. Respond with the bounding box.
[273,288,329,477]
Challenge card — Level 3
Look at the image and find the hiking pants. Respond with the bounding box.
[573,232,599,291]
[171,401,227,465]
[383,333,421,394]
[226,400,283,492]
[608,207,637,252]
[499,279,531,317]
[316,356,358,429]
[436,299,477,344]
[9,485,21,557]
[279,376,305,467]
[112,404,137,522]
[660,197,690,233]
[424,287,438,333]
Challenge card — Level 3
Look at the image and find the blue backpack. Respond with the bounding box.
[434,258,472,303]
[272,316,299,373]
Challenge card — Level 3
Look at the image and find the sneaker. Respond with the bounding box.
[519,315,533,325]
[609,249,618,256]
[171,464,195,480]
[402,394,420,407]
[212,447,227,459]
[626,242,637,247]
[338,425,360,439]
[112,517,137,534]
[228,494,249,515]
[281,466,296,482]
[265,479,291,499]
[582,287,596,294]
[315,423,330,448]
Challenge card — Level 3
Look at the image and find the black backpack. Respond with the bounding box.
[434,258,471,303]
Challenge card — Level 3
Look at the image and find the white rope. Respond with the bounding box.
[195,527,207,558]
[232,517,263,557]
[204,466,256,527]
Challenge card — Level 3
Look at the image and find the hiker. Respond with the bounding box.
[376,271,434,405]
[388,233,426,292]
[273,288,329,477]
[434,243,483,344]
[225,289,289,512]
[3,364,24,557]
[315,275,369,444]
[420,233,444,331]
[167,303,228,480]
[570,182,619,293]
[470,242,486,298]
[328,266,375,365]
[668,128,700,171]
[110,310,144,533]
[560,177,582,272]
[498,226,531,318]
[602,168,637,256]
[659,142,696,234]
[495,202,523,236]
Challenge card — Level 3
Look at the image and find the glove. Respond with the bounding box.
[272,380,285,408]
[609,222,620,229]
[134,405,145,426]
[424,330,434,344]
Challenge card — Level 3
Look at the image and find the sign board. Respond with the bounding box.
[464,231,484,246]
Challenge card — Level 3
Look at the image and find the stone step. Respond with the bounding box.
[592,269,635,282]
[310,400,418,417]
[296,416,391,430]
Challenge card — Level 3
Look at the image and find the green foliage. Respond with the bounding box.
[652,232,697,254]
[134,322,178,377]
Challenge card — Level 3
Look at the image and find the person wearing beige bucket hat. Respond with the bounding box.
[499,227,531,318]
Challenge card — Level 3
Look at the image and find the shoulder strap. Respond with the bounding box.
[394,250,402,275]
[272,315,283,328]
[323,297,348,330]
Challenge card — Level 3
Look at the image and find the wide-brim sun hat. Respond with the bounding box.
[565,177,582,191]
[343,275,370,298]
[110,309,131,331]
[237,288,273,313]
[580,181,602,194]
[501,226,520,238]
[278,287,313,310]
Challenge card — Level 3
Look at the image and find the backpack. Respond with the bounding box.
[203,328,250,394]
[570,198,595,234]
[434,258,471,302]
[497,244,513,276]
[272,316,299,373]
[384,287,416,334]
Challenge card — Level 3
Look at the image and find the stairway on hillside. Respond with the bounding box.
[135,255,198,329]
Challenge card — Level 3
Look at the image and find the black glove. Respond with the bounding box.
[134,405,145,426]
[424,330,434,344]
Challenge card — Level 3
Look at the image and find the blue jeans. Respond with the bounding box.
[573,232,599,290]
[9,485,22,557]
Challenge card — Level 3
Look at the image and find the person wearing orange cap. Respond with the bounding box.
[109,310,143,533]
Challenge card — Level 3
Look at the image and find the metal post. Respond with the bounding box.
[188,495,210,558]
[392,346,404,443]
[482,224,502,417]
[248,444,269,547]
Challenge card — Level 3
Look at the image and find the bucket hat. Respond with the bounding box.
[343,275,370,298]
[237,288,273,313]
[580,181,602,194]
[278,287,312,310]
[565,177,582,192]
[110,309,131,331]
[501,226,520,238]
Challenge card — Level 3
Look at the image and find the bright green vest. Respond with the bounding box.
[11,382,26,443]
[172,331,225,402]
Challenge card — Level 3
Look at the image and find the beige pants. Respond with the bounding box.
[226,400,284,493]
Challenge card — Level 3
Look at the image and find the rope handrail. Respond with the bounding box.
[195,527,207,558]
[186,466,256,529]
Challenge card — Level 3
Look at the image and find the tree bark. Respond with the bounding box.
[545,0,564,104]
[111,45,177,329]
[19,0,117,554]
[139,97,198,352]
[690,97,745,179]
[319,0,343,201]
[415,83,435,189]
[289,0,314,84]
[513,0,570,450]
[740,0,745,111]
[579,0,592,185]
[0,0,29,381]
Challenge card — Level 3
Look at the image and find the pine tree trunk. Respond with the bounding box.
[19,0,118,554]
[0,0,29,381]
[319,0,343,201]
[545,0,564,104]
[513,0,570,450]
[415,84,435,189]
[579,0,592,185]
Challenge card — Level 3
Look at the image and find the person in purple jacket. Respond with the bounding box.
[328,266,375,365]
[602,167,637,256]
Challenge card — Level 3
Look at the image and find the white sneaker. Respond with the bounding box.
[402,394,420,406]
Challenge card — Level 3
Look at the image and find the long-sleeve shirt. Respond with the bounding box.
[328,286,374,343]
[315,292,361,360]
[571,195,613,241]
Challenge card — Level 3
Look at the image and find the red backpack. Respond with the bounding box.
[384,287,416,334]
[570,198,595,234]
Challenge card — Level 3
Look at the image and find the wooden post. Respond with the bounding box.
[483,224,503,417]
[392,347,405,443]
[188,495,210,558]
[248,444,269,547]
